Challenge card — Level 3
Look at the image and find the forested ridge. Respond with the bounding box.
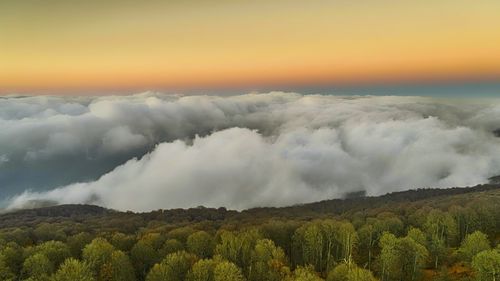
[1,184,499,281]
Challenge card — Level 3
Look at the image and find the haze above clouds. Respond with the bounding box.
[2,93,500,211]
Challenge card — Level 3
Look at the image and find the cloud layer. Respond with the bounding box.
[3,93,500,211]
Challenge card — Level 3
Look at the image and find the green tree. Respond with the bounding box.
[145,251,197,281]
[215,231,241,265]
[99,250,135,281]
[82,238,116,279]
[3,228,32,247]
[160,239,185,258]
[34,223,66,242]
[300,222,324,271]
[249,239,289,281]
[32,241,72,270]
[67,233,93,258]
[110,233,136,252]
[186,259,216,281]
[327,261,377,281]
[166,227,196,244]
[215,229,261,272]
[470,200,497,237]
[239,229,263,273]
[406,228,426,246]
[378,232,428,281]
[357,224,377,271]
[407,226,442,269]
[260,220,300,259]
[292,265,322,281]
[471,249,500,281]
[21,253,53,281]
[187,231,215,258]
[0,242,24,276]
[458,231,491,262]
[423,209,458,247]
[140,233,166,251]
[131,240,160,279]
[0,256,16,281]
[449,205,479,242]
[374,213,405,236]
[427,234,447,269]
[293,220,357,273]
[51,258,95,281]
[357,215,404,271]
[213,260,245,281]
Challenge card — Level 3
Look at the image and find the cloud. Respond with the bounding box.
[2,93,500,211]
[0,92,294,197]
[0,154,8,164]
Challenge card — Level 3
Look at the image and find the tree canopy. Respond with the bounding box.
[0,185,498,281]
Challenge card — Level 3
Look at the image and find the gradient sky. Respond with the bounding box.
[1,0,500,94]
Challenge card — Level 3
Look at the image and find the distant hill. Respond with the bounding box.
[1,183,499,230]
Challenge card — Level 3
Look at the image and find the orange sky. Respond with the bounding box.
[1,0,500,94]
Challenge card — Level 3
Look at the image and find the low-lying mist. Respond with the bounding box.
[2,92,500,211]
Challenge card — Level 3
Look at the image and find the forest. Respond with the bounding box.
[0,184,499,281]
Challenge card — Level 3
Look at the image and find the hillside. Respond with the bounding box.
[1,184,499,281]
[1,183,499,230]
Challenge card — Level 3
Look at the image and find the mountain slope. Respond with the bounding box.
[1,183,498,230]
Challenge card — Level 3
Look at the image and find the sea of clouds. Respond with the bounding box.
[2,92,500,211]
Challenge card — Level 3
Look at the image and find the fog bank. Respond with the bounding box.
[3,93,500,211]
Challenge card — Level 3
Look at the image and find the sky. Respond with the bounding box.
[1,0,500,94]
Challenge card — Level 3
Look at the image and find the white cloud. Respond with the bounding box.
[100,126,148,154]
[3,93,500,211]
[0,154,8,164]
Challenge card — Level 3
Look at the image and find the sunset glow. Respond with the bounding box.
[1,0,500,93]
